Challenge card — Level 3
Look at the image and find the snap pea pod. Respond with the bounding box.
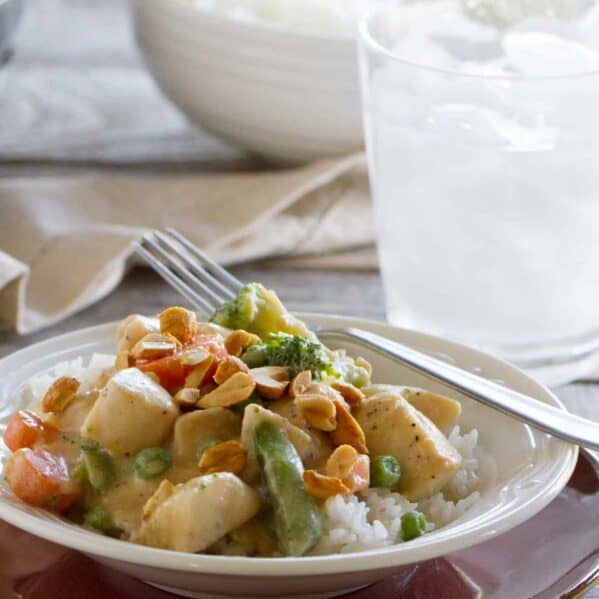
[253,421,322,556]
[81,442,115,492]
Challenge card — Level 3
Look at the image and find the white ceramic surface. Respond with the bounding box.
[131,0,362,163]
[0,314,577,598]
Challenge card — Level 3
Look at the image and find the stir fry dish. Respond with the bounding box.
[2,283,481,557]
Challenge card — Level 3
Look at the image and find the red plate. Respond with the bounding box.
[2,452,597,599]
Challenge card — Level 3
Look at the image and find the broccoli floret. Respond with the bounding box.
[241,333,338,380]
[210,282,313,340]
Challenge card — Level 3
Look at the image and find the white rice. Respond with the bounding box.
[27,354,115,407]
[312,426,483,554]
[26,356,485,555]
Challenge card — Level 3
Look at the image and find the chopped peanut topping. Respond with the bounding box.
[250,366,289,400]
[330,399,368,454]
[159,306,198,344]
[183,353,214,388]
[225,330,260,357]
[142,480,175,521]
[198,440,247,475]
[288,370,312,398]
[131,333,179,361]
[41,377,80,414]
[178,348,211,367]
[213,356,250,385]
[326,444,360,479]
[303,470,350,500]
[294,394,337,431]
[326,445,370,493]
[197,372,256,408]
[331,381,365,410]
[173,388,201,410]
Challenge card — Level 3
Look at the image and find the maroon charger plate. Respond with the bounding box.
[2,451,597,599]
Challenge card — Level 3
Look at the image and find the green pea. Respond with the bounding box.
[84,506,113,534]
[81,444,115,492]
[132,448,172,480]
[401,510,426,541]
[370,455,401,488]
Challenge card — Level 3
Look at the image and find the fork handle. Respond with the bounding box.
[319,327,599,451]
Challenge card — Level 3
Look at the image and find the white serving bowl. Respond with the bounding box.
[0,314,577,598]
[131,0,362,163]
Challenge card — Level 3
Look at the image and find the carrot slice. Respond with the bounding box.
[3,410,56,452]
[4,448,81,512]
[137,334,229,391]
[137,355,188,391]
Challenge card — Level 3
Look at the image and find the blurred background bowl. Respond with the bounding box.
[132,0,363,163]
[0,0,23,64]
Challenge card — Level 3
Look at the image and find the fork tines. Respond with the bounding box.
[136,228,243,315]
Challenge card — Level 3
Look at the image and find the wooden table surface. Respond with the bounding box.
[1,1,597,597]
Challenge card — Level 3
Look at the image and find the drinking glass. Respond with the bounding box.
[358,1,599,383]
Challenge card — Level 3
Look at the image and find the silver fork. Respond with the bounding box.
[136,228,599,451]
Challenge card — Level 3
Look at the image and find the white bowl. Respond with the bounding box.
[0,314,577,598]
[131,0,363,163]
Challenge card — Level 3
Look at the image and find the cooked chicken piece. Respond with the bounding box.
[80,368,178,455]
[96,472,160,534]
[116,315,160,352]
[362,384,461,434]
[355,394,462,500]
[46,391,97,434]
[240,403,312,482]
[270,398,335,469]
[137,473,260,552]
[172,408,242,460]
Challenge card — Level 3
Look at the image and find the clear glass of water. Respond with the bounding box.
[358,1,599,383]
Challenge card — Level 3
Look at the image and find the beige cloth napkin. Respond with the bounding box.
[0,154,377,334]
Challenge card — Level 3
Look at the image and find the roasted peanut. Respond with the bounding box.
[331,381,365,410]
[288,370,312,398]
[41,376,80,414]
[142,479,175,520]
[294,394,337,431]
[305,382,345,404]
[250,366,289,400]
[198,440,247,475]
[303,470,350,500]
[178,348,211,367]
[159,306,197,344]
[115,350,133,371]
[131,333,179,360]
[213,356,250,385]
[225,330,260,357]
[197,372,256,408]
[326,444,359,479]
[184,353,214,388]
[173,388,201,410]
[330,400,368,454]
[326,445,370,492]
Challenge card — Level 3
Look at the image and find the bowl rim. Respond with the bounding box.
[137,0,357,46]
[0,313,578,577]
